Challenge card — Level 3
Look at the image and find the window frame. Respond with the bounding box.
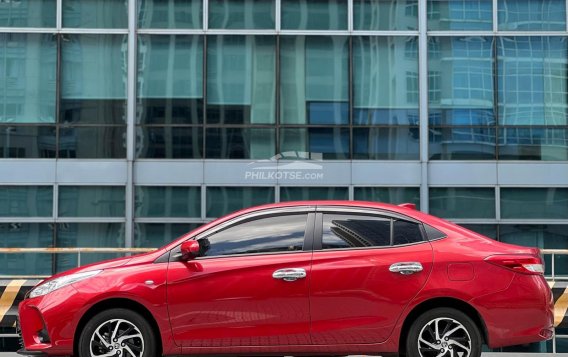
[313,206,428,251]
[168,206,316,261]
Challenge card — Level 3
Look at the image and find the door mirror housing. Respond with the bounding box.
[180,240,200,261]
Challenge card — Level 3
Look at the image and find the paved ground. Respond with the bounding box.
[0,352,568,357]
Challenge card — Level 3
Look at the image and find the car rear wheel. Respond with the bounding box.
[78,308,156,357]
[406,307,481,357]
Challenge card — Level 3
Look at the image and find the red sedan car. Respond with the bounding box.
[18,201,553,357]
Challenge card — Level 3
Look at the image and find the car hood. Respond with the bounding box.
[37,255,133,285]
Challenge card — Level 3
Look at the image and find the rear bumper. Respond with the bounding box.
[471,274,554,348]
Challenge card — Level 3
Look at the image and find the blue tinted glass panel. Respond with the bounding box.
[498,127,568,160]
[206,128,275,159]
[0,126,56,158]
[497,37,567,126]
[354,187,420,208]
[459,224,497,239]
[138,0,202,29]
[353,37,418,125]
[58,126,126,159]
[58,186,125,217]
[428,0,493,30]
[0,186,52,217]
[63,0,127,28]
[353,127,420,160]
[206,187,275,217]
[280,128,349,160]
[0,0,56,27]
[281,36,348,124]
[134,223,202,248]
[135,186,201,218]
[138,126,203,159]
[207,36,276,124]
[430,127,497,160]
[209,0,275,29]
[354,0,417,30]
[280,187,348,201]
[430,187,496,219]
[282,0,347,30]
[0,34,57,124]
[0,223,53,276]
[498,0,566,31]
[501,188,568,219]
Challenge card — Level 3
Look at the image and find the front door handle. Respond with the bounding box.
[389,262,423,275]
[272,268,307,282]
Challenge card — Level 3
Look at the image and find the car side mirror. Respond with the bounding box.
[180,240,200,261]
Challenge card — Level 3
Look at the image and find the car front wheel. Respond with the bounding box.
[78,308,156,357]
[406,307,482,357]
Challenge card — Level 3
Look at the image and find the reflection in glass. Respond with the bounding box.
[429,187,495,219]
[0,34,56,123]
[58,186,125,217]
[61,34,127,124]
[206,187,275,217]
[138,0,202,29]
[498,37,567,126]
[499,127,568,161]
[428,0,492,30]
[58,126,126,158]
[138,126,203,159]
[135,186,201,217]
[501,188,568,219]
[134,223,202,247]
[393,220,424,245]
[206,128,274,159]
[282,0,347,30]
[280,187,348,201]
[500,225,568,275]
[63,0,127,28]
[498,0,566,31]
[137,35,203,124]
[281,36,348,124]
[354,0,417,30]
[0,126,56,158]
[200,214,306,257]
[0,0,56,27]
[55,223,124,272]
[430,127,496,160]
[207,36,275,124]
[354,187,420,208]
[353,37,419,125]
[323,214,391,249]
[280,128,349,160]
[209,0,274,29]
[0,223,53,276]
[353,127,420,160]
[0,186,52,217]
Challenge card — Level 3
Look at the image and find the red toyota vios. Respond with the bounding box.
[18,201,553,357]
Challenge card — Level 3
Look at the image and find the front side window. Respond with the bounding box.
[322,213,424,249]
[197,213,308,257]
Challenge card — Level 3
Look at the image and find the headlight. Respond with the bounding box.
[29,270,102,298]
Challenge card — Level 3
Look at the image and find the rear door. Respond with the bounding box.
[167,207,315,348]
[309,208,433,344]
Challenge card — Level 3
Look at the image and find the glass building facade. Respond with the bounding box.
[0,0,568,352]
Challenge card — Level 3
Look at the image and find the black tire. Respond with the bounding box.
[78,308,157,357]
[405,307,482,357]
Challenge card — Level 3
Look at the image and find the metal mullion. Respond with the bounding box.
[493,0,498,33]
[201,183,207,220]
[55,32,62,159]
[352,30,419,36]
[55,217,127,223]
[418,0,429,213]
[0,28,56,34]
[137,29,205,35]
[134,218,208,224]
[427,31,494,37]
[0,217,56,223]
[59,28,130,35]
[275,0,281,32]
[202,35,207,158]
[348,36,353,160]
[495,186,501,221]
[279,30,350,36]
[206,29,277,35]
[56,0,62,30]
[203,0,208,31]
[275,34,281,158]
[347,0,353,32]
[496,31,568,36]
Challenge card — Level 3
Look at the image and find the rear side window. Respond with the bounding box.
[393,220,424,245]
[322,213,425,250]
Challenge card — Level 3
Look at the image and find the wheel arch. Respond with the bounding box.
[73,298,163,357]
[398,297,489,356]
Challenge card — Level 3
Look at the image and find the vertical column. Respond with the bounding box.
[125,0,137,248]
[418,0,429,213]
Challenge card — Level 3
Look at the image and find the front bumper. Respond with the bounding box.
[16,349,48,356]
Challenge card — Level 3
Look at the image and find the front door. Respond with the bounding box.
[309,210,433,344]
[167,210,314,348]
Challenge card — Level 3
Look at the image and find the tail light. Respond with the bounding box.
[485,254,545,275]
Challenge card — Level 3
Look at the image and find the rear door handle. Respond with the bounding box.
[272,268,307,282]
[389,262,423,275]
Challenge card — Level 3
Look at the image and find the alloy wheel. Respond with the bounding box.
[89,318,144,357]
[417,317,472,357]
